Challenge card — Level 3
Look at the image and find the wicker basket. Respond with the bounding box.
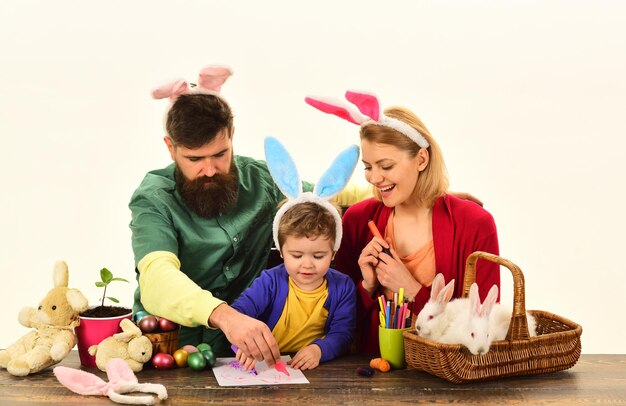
[144,329,180,355]
[403,251,582,383]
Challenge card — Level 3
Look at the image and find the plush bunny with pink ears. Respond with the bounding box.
[305,91,430,149]
[151,65,232,100]
[53,358,167,405]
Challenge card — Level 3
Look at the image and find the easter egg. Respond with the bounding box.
[181,345,199,354]
[133,310,149,323]
[173,349,189,367]
[201,349,216,367]
[196,343,211,352]
[187,351,207,371]
[138,315,159,333]
[158,317,179,332]
[152,352,175,369]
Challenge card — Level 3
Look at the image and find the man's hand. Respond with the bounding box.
[449,191,483,206]
[209,304,281,367]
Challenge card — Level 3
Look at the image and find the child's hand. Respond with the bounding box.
[288,344,321,370]
[235,348,258,371]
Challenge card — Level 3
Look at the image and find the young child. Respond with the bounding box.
[231,137,358,370]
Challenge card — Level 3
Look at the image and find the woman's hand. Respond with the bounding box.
[289,344,321,370]
[375,246,420,298]
[358,237,388,295]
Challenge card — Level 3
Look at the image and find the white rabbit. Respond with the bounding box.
[489,300,538,341]
[439,283,538,355]
[414,273,461,340]
[438,283,499,355]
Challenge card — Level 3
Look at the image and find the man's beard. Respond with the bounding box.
[175,161,239,218]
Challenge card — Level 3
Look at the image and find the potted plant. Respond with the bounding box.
[74,267,132,367]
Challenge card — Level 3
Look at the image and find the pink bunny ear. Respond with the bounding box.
[305,96,364,125]
[198,65,233,93]
[106,358,139,386]
[53,366,108,396]
[151,79,189,100]
[345,90,380,121]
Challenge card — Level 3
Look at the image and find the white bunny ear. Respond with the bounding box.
[264,136,302,199]
[429,273,445,300]
[479,285,499,317]
[314,144,359,199]
[469,283,481,316]
[440,279,455,304]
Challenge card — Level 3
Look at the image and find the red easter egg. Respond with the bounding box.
[152,352,175,369]
[158,317,179,332]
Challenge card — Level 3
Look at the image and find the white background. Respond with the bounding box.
[1,1,624,353]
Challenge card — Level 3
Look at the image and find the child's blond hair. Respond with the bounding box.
[277,201,341,250]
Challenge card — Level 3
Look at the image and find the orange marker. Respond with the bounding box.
[367,219,391,256]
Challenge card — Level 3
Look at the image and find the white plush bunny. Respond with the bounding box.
[264,136,359,252]
[54,357,167,405]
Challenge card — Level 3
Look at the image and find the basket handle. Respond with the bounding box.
[462,251,532,340]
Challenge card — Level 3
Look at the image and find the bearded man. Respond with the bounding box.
[129,84,311,364]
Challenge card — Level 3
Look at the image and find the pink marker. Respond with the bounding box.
[274,360,290,377]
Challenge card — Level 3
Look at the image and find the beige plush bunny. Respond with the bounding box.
[0,261,89,376]
[88,318,153,372]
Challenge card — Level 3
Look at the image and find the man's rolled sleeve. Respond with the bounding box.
[138,251,225,327]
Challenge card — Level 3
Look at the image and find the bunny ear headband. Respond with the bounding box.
[54,358,167,405]
[264,136,359,252]
[305,91,430,149]
[151,65,233,100]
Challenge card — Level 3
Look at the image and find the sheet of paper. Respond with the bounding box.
[212,355,309,386]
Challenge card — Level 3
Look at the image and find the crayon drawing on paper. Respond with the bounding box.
[212,356,309,386]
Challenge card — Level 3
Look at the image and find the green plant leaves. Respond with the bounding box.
[96,267,129,306]
[100,268,113,283]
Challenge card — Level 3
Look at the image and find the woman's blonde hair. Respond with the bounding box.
[360,106,449,207]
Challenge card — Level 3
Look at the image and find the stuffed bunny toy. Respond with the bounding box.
[0,261,88,376]
[54,357,167,405]
[88,318,153,373]
[264,136,359,253]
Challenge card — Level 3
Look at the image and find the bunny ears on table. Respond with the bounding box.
[151,65,233,100]
[305,91,430,149]
[54,358,167,405]
[264,136,359,251]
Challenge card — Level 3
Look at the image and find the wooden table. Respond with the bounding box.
[1,352,624,405]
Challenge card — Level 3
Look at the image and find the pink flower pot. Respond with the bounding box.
[75,311,132,367]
